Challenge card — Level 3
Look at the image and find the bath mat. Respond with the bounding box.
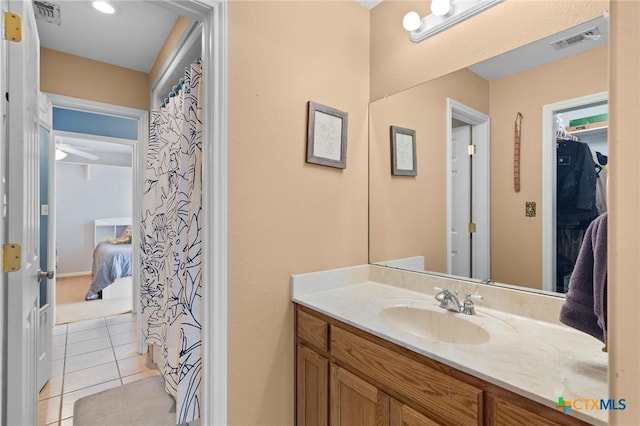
[73,375,176,426]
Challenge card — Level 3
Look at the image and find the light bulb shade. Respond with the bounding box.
[431,0,452,16]
[403,11,422,32]
[92,1,115,14]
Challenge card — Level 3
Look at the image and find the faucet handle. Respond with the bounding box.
[461,293,482,315]
[434,287,449,308]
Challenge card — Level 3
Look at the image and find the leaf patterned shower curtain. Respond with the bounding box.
[141,61,203,424]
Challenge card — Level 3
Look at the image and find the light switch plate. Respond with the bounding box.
[525,201,536,217]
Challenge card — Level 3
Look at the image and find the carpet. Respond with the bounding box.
[74,376,176,426]
[56,275,132,324]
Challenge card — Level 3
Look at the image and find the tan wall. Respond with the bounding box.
[609,0,640,423]
[148,15,191,83]
[489,47,608,289]
[369,69,489,271]
[228,2,369,424]
[40,48,149,110]
[370,0,608,101]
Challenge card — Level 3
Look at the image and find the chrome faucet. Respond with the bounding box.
[434,287,482,315]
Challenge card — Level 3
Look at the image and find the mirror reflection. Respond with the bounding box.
[369,15,608,295]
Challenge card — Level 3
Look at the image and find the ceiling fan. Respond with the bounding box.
[55,142,99,161]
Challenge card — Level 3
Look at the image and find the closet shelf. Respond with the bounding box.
[567,120,608,134]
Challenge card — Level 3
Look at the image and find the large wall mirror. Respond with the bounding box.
[369,14,608,296]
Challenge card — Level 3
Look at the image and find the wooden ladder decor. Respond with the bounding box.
[514,112,523,192]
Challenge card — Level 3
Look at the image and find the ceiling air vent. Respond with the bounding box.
[550,27,602,50]
[34,1,61,26]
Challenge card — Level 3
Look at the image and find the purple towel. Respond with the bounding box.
[559,213,607,343]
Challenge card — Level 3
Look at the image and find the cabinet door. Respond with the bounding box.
[488,394,588,426]
[390,399,442,426]
[297,344,328,426]
[330,364,389,426]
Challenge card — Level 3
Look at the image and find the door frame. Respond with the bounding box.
[0,0,228,423]
[37,92,54,392]
[541,91,608,292]
[169,2,229,424]
[45,93,147,324]
[446,98,491,280]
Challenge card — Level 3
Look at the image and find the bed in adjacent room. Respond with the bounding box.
[85,217,133,301]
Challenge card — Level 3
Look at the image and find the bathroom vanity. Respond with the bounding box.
[292,265,607,426]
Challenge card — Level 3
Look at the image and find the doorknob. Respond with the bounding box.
[37,270,54,280]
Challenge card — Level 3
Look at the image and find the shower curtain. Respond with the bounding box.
[140,61,203,424]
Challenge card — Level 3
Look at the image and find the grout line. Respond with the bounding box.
[53,312,133,425]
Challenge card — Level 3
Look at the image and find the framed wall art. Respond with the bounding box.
[391,126,417,176]
[306,101,348,169]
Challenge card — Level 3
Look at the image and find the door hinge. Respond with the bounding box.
[468,223,477,233]
[3,12,23,42]
[3,243,21,272]
[468,144,476,156]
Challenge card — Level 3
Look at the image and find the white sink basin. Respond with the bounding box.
[379,305,491,345]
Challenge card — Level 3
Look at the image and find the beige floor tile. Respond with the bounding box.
[107,320,137,335]
[109,330,137,346]
[121,369,161,384]
[66,336,111,357]
[105,312,135,326]
[52,324,68,336]
[67,317,106,333]
[60,417,74,426]
[39,374,64,400]
[113,341,139,360]
[65,348,115,373]
[52,333,67,347]
[117,353,156,377]
[51,358,65,377]
[38,396,60,426]
[51,344,66,361]
[63,361,120,394]
[67,327,110,345]
[60,379,121,420]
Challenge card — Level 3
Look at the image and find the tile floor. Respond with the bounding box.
[38,313,160,426]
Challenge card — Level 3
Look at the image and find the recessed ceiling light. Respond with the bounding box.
[92,1,116,14]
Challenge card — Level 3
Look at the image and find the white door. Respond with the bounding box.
[3,1,42,424]
[450,125,472,277]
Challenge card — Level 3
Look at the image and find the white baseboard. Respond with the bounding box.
[57,271,91,278]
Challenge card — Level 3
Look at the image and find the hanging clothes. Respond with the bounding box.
[556,138,599,292]
[556,139,598,225]
[141,60,203,424]
[591,150,608,214]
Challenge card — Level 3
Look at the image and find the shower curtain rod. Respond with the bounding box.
[160,58,202,109]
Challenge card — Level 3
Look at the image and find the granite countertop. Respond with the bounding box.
[292,280,608,425]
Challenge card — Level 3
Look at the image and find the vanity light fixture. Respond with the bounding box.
[92,0,116,14]
[403,0,504,43]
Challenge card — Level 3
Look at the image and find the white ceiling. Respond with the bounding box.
[35,0,181,73]
[469,15,608,81]
[55,134,133,167]
[356,0,383,9]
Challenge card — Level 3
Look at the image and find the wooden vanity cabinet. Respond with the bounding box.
[295,305,588,426]
[390,399,442,426]
[297,344,328,426]
[330,364,390,426]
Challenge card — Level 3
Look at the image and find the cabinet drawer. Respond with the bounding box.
[331,326,482,426]
[487,394,589,426]
[297,309,329,352]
